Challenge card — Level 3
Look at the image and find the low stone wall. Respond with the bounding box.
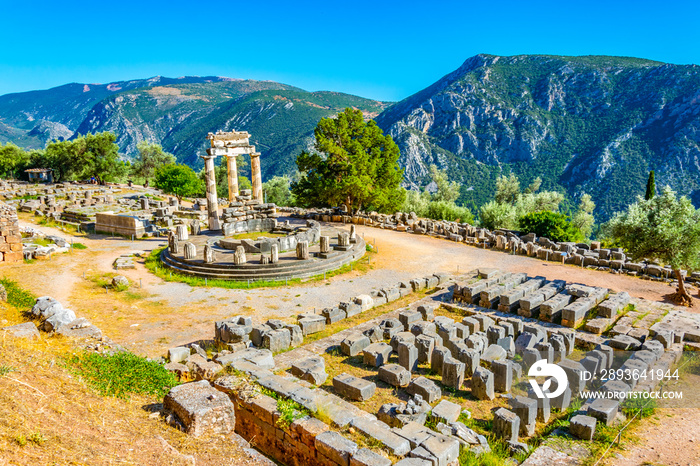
[217,381,337,466]
[0,202,22,263]
[282,207,697,284]
[95,212,153,238]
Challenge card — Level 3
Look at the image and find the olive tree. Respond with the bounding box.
[604,186,700,305]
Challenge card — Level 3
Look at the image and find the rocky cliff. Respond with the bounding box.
[375,54,700,220]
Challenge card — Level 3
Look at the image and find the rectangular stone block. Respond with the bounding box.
[333,373,376,401]
[363,342,393,367]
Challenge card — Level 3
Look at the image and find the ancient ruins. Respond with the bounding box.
[1,133,699,466]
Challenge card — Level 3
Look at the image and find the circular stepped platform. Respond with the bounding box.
[161,233,365,281]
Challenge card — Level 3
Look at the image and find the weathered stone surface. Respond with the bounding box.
[262,328,291,353]
[298,314,326,336]
[492,360,512,393]
[381,318,403,339]
[341,333,371,356]
[588,399,619,426]
[441,357,465,390]
[163,380,235,437]
[407,376,442,404]
[333,373,375,401]
[431,346,451,376]
[510,396,537,437]
[363,342,393,367]
[379,364,411,387]
[481,344,507,363]
[493,408,519,442]
[391,331,416,351]
[316,430,358,465]
[187,354,223,380]
[350,417,411,456]
[431,399,461,424]
[472,367,495,400]
[291,356,327,385]
[609,334,642,351]
[415,334,435,364]
[363,325,383,343]
[400,310,423,331]
[1,322,40,339]
[169,346,190,364]
[398,341,419,372]
[570,415,596,441]
[350,448,392,466]
[420,433,460,466]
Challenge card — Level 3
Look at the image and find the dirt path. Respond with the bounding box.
[6,217,699,357]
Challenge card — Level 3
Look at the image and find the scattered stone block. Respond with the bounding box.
[381,318,404,339]
[431,399,461,424]
[415,334,436,364]
[379,364,411,387]
[363,325,383,343]
[262,328,291,353]
[291,356,327,385]
[1,322,40,339]
[588,398,619,426]
[510,396,537,437]
[163,380,235,437]
[297,314,326,336]
[417,304,435,321]
[400,310,423,331]
[333,373,375,401]
[399,341,419,372]
[492,360,512,393]
[441,357,465,390]
[363,342,393,367]
[323,307,346,324]
[472,367,495,401]
[168,346,190,364]
[341,333,371,356]
[431,346,451,376]
[493,408,520,442]
[609,334,642,351]
[407,377,442,404]
[391,331,416,351]
[570,415,596,441]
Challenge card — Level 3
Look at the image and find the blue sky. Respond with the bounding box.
[0,0,698,101]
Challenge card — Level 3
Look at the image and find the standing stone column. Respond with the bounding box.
[320,236,330,253]
[183,242,196,260]
[226,154,239,201]
[201,154,221,231]
[271,244,279,263]
[349,225,357,243]
[296,241,309,260]
[203,244,214,263]
[233,246,247,265]
[250,152,263,202]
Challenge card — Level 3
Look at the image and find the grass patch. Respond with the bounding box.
[621,397,657,418]
[72,242,88,250]
[0,278,37,310]
[67,351,178,399]
[37,217,82,235]
[144,246,374,289]
[0,364,15,377]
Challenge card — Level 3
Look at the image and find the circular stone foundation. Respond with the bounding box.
[160,218,365,281]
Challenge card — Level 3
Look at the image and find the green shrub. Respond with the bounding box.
[0,278,37,310]
[518,210,581,242]
[68,351,178,399]
[72,243,88,250]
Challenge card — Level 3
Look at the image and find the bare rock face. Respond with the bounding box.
[163,380,235,437]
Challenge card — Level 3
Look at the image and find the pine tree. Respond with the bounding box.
[645,170,656,200]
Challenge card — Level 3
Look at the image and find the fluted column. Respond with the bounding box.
[251,152,263,201]
[226,153,239,201]
[201,155,221,231]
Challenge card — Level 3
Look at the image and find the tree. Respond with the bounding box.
[292,108,404,213]
[154,163,203,202]
[42,132,126,183]
[571,194,596,240]
[263,175,294,206]
[0,143,30,178]
[603,186,700,305]
[132,141,176,185]
[519,211,581,243]
[428,165,460,203]
[645,170,656,200]
[495,173,521,205]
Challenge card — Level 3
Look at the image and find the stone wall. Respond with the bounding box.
[0,202,22,263]
[95,212,153,238]
[282,207,698,284]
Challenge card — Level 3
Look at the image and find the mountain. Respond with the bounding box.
[375,54,700,221]
[0,77,389,178]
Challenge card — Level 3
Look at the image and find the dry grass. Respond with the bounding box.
[0,303,267,465]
